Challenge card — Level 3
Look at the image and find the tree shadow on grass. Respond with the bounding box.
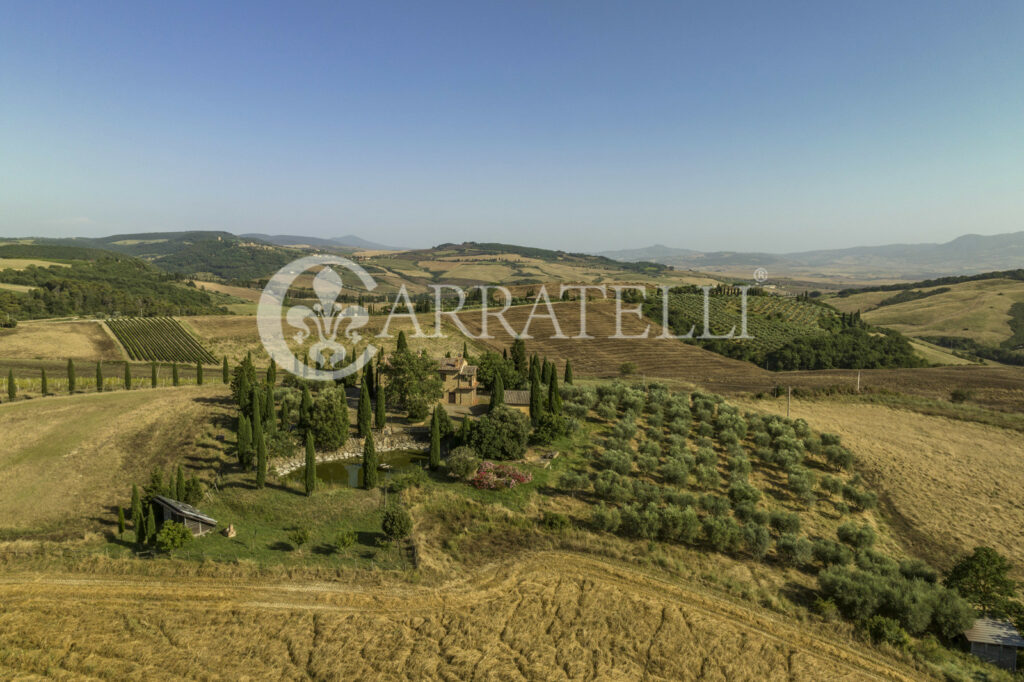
[268,541,294,552]
[312,543,336,556]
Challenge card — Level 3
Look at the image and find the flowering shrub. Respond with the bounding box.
[470,461,533,490]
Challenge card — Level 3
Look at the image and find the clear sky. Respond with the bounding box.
[2,1,1022,252]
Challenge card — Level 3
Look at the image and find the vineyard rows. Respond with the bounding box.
[106,317,217,364]
[661,294,830,352]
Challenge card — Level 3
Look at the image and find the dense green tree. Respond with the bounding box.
[95,361,103,392]
[429,405,441,470]
[196,361,203,386]
[251,401,264,473]
[374,382,386,429]
[299,385,313,432]
[67,358,76,393]
[7,369,14,401]
[457,416,472,447]
[564,360,573,385]
[509,338,528,380]
[304,431,316,496]
[945,547,1018,616]
[266,358,277,385]
[383,349,442,420]
[171,361,179,386]
[358,380,372,437]
[124,363,131,390]
[362,431,378,489]
[156,521,193,552]
[231,354,257,410]
[365,359,376,398]
[489,373,504,413]
[145,505,157,545]
[130,484,143,542]
[263,382,276,434]
[40,368,48,396]
[308,387,349,450]
[396,330,409,352]
[548,370,562,415]
[256,426,267,489]
[236,414,252,467]
[469,406,530,461]
[476,351,520,391]
[151,361,157,388]
[222,356,229,384]
[382,505,412,542]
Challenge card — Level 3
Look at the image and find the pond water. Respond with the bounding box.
[291,449,428,488]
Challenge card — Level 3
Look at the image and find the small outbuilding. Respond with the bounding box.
[964,618,1024,672]
[503,390,530,414]
[151,495,218,536]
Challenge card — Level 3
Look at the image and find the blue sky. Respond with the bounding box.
[1,1,1022,252]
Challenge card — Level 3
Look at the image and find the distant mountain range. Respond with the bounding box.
[241,233,406,251]
[597,231,1024,280]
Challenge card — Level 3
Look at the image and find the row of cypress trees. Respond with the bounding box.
[3,356,232,401]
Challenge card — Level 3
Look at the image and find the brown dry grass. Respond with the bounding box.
[0,320,124,362]
[740,398,1024,573]
[0,258,69,270]
[0,386,233,538]
[0,552,924,680]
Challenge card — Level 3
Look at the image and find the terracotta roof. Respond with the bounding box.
[439,357,465,371]
[964,619,1024,647]
[503,390,530,405]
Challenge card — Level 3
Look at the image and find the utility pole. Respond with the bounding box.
[787,386,791,419]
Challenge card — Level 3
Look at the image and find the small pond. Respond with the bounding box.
[291,449,428,488]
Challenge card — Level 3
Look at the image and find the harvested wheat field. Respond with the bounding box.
[0,386,233,538]
[194,280,263,302]
[0,552,923,680]
[0,320,124,362]
[741,399,1024,572]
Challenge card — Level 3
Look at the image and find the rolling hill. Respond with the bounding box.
[599,231,1024,281]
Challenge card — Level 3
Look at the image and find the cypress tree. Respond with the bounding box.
[365,359,376,398]
[124,363,131,390]
[251,402,264,473]
[145,506,156,544]
[529,372,544,425]
[304,431,316,496]
[151,361,158,388]
[67,358,76,394]
[237,414,252,467]
[256,427,267,489]
[130,484,142,533]
[95,361,103,392]
[7,369,14,402]
[196,361,203,386]
[263,382,276,433]
[564,360,573,385]
[279,399,291,430]
[222,356,229,384]
[429,405,441,470]
[299,386,313,432]
[357,380,372,437]
[548,370,562,415]
[541,359,553,387]
[117,507,125,536]
[489,373,504,413]
[396,330,408,353]
[175,465,185,500]
[40,368,48,396]
[374,382,386,429]
[362,431,378,489]
[266,358,276,385]
[462,340,469,359]
[172,362,179,386]
[458,416,471,446]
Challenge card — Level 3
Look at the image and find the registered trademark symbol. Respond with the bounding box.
[753,267,768,283]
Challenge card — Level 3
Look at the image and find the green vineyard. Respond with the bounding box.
[106,317,218,364]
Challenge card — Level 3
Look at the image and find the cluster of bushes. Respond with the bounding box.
[469,461,533,490]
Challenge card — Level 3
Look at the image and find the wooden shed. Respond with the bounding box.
[964,618,1024,672]
[152,495,218,536]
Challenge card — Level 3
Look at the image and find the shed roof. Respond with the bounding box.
[964,618,1024,647]
[504,390,530,405]
[152,495,218,526]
